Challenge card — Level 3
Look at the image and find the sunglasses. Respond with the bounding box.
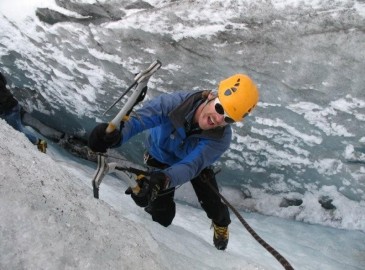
[213,98,235,124]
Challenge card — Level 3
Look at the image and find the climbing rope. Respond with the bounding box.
[205,180,294,270]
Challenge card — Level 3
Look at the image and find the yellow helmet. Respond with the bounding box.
[218,74,259,122]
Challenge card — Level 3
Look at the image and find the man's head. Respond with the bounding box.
[196,74,259,130]
[217,74,259,122]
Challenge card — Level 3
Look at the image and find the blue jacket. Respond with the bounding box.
[119,90,232,187]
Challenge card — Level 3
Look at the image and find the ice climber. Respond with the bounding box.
[0,71,47,153]
[88,74,259,250]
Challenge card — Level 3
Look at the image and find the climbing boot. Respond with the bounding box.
[212,223,229,250]
[37,139,47,153]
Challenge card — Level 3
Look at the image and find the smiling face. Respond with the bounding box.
[194,94,228,130]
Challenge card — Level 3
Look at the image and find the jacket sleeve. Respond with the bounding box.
[116,92,188,146]
[163,129,232,187]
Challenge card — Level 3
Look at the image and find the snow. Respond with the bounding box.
[0,120,163,269]
[1,119,365,270]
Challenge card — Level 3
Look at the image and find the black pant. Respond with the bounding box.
[133,154,231,227]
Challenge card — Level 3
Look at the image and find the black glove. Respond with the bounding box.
[125,176,150,207]
[88,123,121,153]
[125,172,169,204]
[148,172,170,201]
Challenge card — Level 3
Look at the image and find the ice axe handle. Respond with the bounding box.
[105,123,117,134]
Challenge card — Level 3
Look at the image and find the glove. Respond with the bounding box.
[148,172,170,201]
[125,176,150,207]
[125,172,169,204]
[88,123,122,153]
